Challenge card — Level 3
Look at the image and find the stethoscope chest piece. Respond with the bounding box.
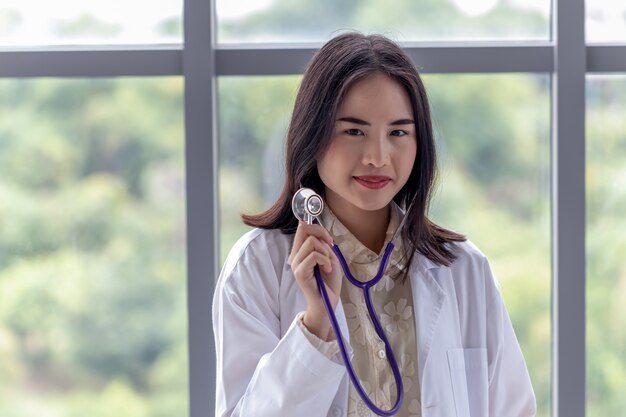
[292,187,324,224]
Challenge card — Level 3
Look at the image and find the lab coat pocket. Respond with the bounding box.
[446,348,488,417]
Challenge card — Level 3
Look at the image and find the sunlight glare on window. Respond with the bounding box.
[0,0,182,46]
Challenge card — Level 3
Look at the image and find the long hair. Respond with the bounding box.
[242,32,466,270]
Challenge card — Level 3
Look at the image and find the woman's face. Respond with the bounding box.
[317,72,417,219]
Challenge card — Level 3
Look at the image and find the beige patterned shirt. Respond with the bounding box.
[297,203,421,417]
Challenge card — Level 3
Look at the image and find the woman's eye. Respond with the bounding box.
[345,128,364,136]
[390,130,409,137]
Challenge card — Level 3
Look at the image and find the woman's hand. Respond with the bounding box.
[289,221,342,341]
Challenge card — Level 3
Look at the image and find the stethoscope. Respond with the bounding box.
[292,187,414,416]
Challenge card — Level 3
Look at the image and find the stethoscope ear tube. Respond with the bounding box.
[315,243,404,416]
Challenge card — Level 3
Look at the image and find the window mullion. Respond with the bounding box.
[552,0,586,415]
[183,0,217,415]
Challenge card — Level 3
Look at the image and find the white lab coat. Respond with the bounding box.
[213,228,536,417]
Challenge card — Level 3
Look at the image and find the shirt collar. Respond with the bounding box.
[318,202,403,264]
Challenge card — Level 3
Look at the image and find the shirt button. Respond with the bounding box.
[378,349,386,359]
[330,406,342,417]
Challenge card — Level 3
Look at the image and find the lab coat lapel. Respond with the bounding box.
[334,300,354,359]
[410,253,446,383]
[335,301,350,341]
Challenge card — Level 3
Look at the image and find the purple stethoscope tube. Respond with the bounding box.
[314,242,404,416]
[292,187,404,416]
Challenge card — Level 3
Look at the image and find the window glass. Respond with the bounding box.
[217,74,551,417]
[0,0,182,47]
[586,74,626,416]
[216,0,550,43]
[0,78,187,417]
[587,0,626,43]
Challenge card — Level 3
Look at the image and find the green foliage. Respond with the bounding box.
[0,78,188,416]
[585,77,626,417]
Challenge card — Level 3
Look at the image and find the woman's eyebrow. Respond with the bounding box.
[336,116,415,125]
[336,116,370,125]
[390,118,415,125]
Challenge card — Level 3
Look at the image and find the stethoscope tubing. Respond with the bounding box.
[314,241,404,416]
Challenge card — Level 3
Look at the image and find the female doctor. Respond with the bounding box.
[212,32,536,417]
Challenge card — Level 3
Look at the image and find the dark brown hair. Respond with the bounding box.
[242,32,466,270]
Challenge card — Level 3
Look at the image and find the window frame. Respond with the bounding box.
[0,0,616,415]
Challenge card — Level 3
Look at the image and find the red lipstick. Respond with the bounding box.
[353,176,391,189]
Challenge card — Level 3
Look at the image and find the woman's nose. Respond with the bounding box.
[362,132,390,167]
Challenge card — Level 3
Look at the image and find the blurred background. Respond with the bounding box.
[0,0,624,416]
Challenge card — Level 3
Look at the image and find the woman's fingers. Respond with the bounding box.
[289,221,332,266]
[293,251,333,278]
[291,221,332,254]
[290,235,331,266]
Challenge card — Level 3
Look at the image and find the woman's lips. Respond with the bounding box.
[353,176,391,189]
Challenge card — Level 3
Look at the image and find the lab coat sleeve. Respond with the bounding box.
[483,257,537,417]
[213,250,346,417]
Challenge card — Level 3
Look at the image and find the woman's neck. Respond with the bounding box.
[329,202,390,254]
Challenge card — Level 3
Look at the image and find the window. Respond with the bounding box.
[586,74,626,417]
[0,78,187,416]
[0,0,182,47]
[1,0,619,416]
[216,0,550,43]
[587,0,626,43]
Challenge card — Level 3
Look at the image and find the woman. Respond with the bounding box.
[213,32,536,417]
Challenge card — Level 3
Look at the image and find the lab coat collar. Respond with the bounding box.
[417,252,441,272]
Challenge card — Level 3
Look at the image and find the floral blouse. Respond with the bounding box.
[297,203,422,417]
